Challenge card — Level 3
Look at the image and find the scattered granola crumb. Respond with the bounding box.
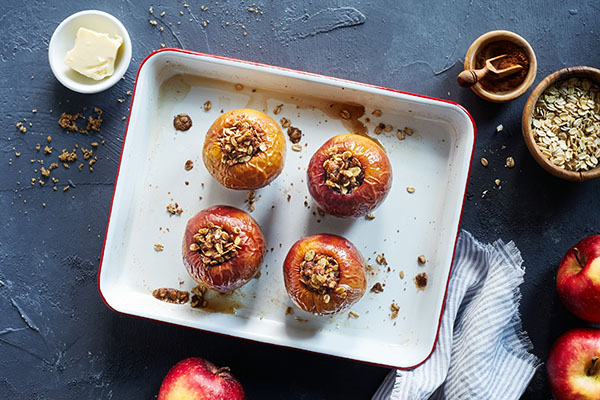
[496,124,504,132]
[348,310,359,319]
[390,303,400,319]
[417,254,427,265]
[371,109,382,117]
[403,127,414,136]
[370,282,384,293]
[285,306,294,315]
[149,19,158,26]
[291,144,302,152]
[246,190,256,212]
[190,285,208,308]
[384,124,393,132]
[396,129,406,140]
[87,108,103,131]
[481,189,488,198]
[365,213,375,220]
[287,126,302,143]
[58,112,81,131]
[204,101,212,111]
[47,136,52,143]
[185,160,194,171]
[154,243,164,251]
[340,109,351,120]
[414,272,428,291]
[280,117,291,129]
[173,114,192,131]
[44,146,52,154]
[376,253,388,265]
[166,202,183,215]
[399,270,405,279]
[495,179,501,187]
[374,123,384,135]
[273,104,283,115]
[406,186,415,193]
[149,6,153,14]
[505,157,515,168]
[152,288,189,304]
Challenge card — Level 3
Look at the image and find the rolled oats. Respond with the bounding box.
[531,78,600,171]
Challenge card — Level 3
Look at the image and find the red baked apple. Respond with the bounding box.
[556,235,600,323]
[182,205,266,293]
[158,357,245,400]
[283,234,366,315]
[307,134,392,218]
[547,328,600,400]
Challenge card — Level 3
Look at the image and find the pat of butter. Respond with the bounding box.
[64,27,123,81]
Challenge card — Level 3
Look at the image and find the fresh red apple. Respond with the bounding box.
[158,357,245,400]
[556,235,600,323]
[547,328,600,400]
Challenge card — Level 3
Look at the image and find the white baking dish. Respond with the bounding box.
[98,49,475,369]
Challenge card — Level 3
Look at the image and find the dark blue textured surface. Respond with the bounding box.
[1,1,599,398]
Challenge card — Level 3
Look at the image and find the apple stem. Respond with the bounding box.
[573,247,585,269]
[216,366,231,377]
[588,357,599,377]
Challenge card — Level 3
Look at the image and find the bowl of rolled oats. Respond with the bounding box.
[522,66,600,181]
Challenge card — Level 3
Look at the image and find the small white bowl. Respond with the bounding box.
[48,10,132,94]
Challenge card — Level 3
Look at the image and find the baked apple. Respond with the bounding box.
[182,205,266,293]
[307,134,392,218]
[283,234,366,315]
[203,108,286,190]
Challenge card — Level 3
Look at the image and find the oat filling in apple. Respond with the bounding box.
[299,251,346,302]
[219,121,268,166]
[323,150,365,194]
[189,222,242,267]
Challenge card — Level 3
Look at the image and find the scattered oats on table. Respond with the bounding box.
[280,117,291,128]
[481,157,489,167]
[495,179,501,186]
[506,156,515,168]
[287,126,302,143]
[531,77,600,172]
[496,124,504,132]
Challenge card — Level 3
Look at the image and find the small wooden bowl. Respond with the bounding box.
[464,30,537,103]
[522,66,600,182]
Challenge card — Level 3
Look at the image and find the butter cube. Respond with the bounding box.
[64,27,123,80]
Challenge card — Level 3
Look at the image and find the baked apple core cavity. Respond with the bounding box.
[323,150,364,195]
[219,119,267,166]
[189,222,242,267]
[299,251,341,298]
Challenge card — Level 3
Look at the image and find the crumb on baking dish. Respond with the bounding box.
[414,272,428,291]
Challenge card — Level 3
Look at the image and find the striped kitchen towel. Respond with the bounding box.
[373,230,541,400]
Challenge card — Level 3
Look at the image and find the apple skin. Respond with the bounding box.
[556,235,600,323]
[158,357,245,400]
[547,328,600,400]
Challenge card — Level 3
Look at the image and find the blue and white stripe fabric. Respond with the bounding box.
[373,231,541,400]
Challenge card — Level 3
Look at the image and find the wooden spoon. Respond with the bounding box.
[457,54,523,88]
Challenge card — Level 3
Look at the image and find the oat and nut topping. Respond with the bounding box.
[287,126,302,143]
[299,251,340,294]
[152,288,190,304]
[189,222,242,267]
[532,78,600,171]
[323,150,364,195]
[219,119,266,165]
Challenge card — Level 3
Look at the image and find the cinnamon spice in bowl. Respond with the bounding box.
[463,30,537,103]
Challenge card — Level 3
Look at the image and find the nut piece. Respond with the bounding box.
[417,254,426,265]
[184,160,194,171]
[370,282,384,293]
[505,156,515,168]
[173,114,192,131]
[287,126,302,143]
[481,157,489,167]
